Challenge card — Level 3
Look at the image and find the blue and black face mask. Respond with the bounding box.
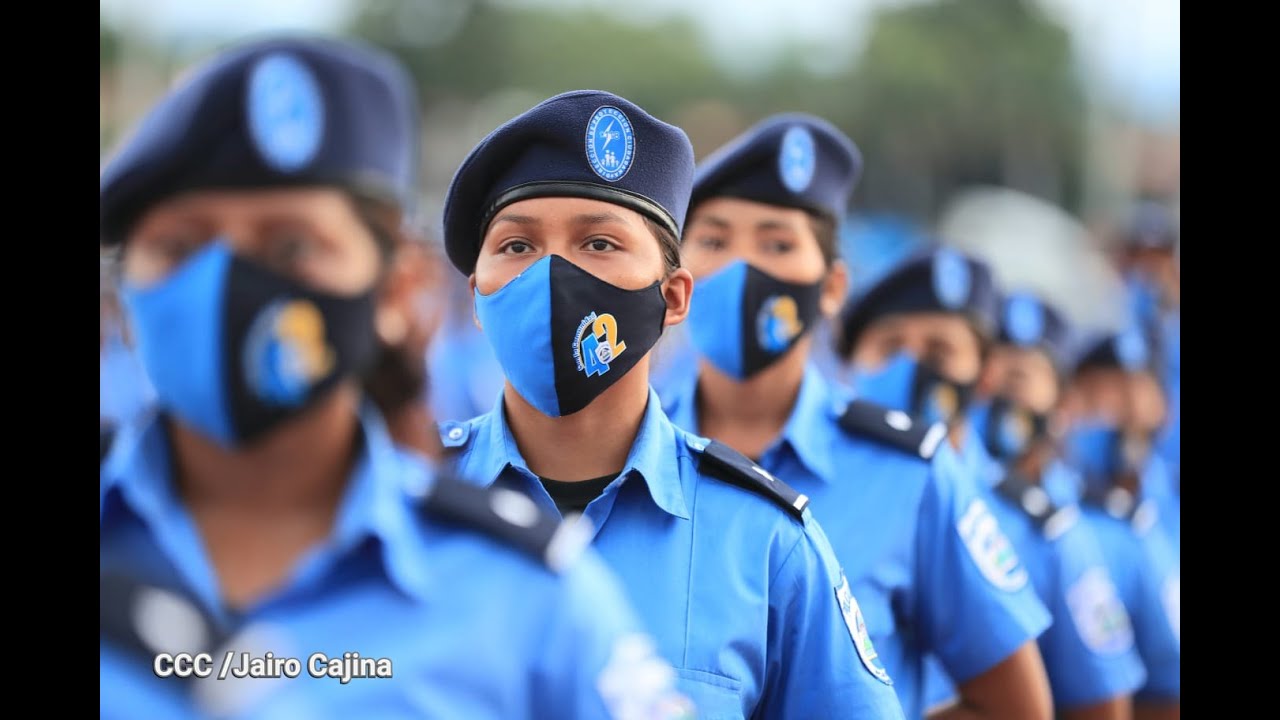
[849,352,976,428]
[685,259,824,380]
[968,397,1050,463]
[474,255,667,418]
[1063,420,1153,490]
[120,242,378,447]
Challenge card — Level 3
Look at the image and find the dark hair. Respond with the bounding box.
[349,193,404,263]
[806,212,839,267]
[644,216,682,276]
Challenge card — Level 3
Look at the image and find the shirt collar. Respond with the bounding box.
[774,364,845,481]
[101,404,437,603]
[464,389,690,520]
[663,362,842,482]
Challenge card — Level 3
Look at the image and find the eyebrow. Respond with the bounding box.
[756,219,796,233]
[693,214,731,229]
[490,213,541,227]
[571,211,631,226]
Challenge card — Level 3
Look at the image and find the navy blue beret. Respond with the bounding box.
[836,247,999,357]
[1069,326,1155,377]
[100,35,420,245]
[997,291,1070,371]
[689,113,862,224]
[442,90,695,275]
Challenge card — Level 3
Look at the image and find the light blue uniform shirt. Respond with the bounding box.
[662,366,1051,719]
[100,330,156,426]
[977,456,1148,707]
[101,405,683,719]
[443,388,907,719]
[1077,495,1181,701]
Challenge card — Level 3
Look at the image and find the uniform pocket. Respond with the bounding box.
[674,668,745,719]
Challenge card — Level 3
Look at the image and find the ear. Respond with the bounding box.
[661,268,694,327]
[820,259,850,318]
[373,242,440,348]
[468,273,482,331]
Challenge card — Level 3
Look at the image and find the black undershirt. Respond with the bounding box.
[539,474,617,517]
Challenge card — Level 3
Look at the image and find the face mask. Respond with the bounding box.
[121,242,378,447]
[474,254,667,417]
[686,259,823,380]
[968,396,1050,463]
[849,352,975,427]
[1062,420,1153,489]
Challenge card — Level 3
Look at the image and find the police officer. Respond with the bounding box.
[1058,329,1181,718]
[961,291,1149,718]
[1113,200,1180,496]
[99,36,688,719]
[439,90,906,718]
[662,114,1053,719]
[101,255,155,428]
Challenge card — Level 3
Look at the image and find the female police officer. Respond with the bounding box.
[99,36,688,719]
[661,114,1054,720]
[438,90,905,719]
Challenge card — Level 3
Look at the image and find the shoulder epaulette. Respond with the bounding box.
[993,472,1078,540]
[1081,486,1158,534]
[421,473,584,572]
[436,420,473,455]
[836,399,947,461]
[689,437,809,521]
[101,571,228,676]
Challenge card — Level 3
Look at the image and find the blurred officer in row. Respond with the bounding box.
[959,291,1149,718]
[1112,200,1180,492]
[101,257,155,428]
[438,90,905,718]
[1058,330,1181,719]
[831,246,1053,718]
[661,115,1052,719]
[99,36,688,719]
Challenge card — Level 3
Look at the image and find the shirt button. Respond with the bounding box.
[448,427,464,441]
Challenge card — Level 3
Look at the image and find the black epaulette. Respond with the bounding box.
[836,400,947,461]
[993,472,1078,539]
[1081,486,1159,534]
[101,571,230,681]
[690,438,810,521]
[420,473,581,572]
[101,423,117,466]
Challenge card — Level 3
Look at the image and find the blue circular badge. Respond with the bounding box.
[778,126,816,193]
[1115,328,1149,370]
[585,107,635,182]
[247,53,325,173]
[932,249,971,309]
[1005,294,1044,346]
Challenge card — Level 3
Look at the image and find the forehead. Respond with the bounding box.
[866,311,977,340]
[133,186,352,220]
[1071,367,1130,394]
[485,196,648,232]
[688,196,810,228]
[992,345,1057,379]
